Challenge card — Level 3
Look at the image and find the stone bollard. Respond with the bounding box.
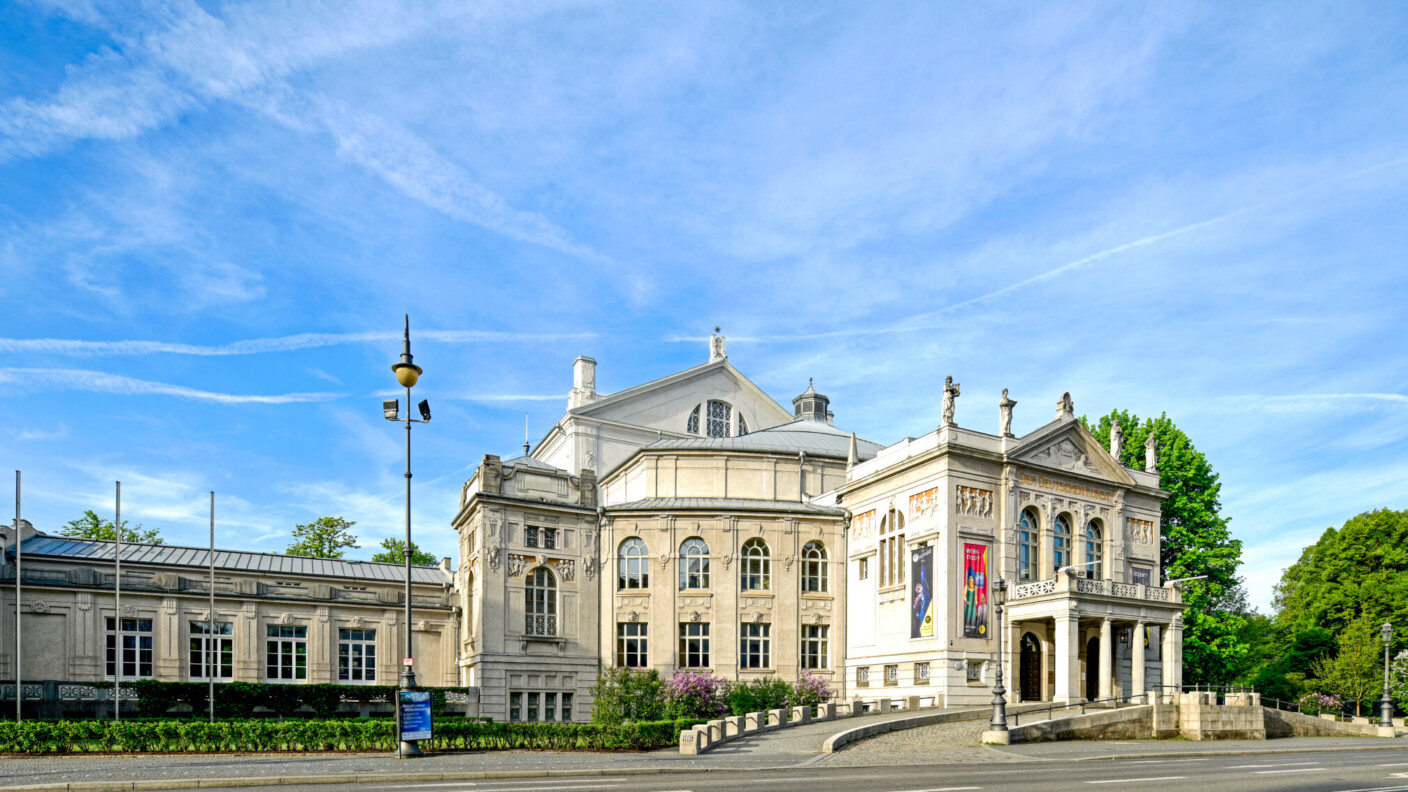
[708,719,727,742]
[905,695,921,712]
[791,705,813,724]
[851,696,866,716]
[820,702,837,720]
[746,711,768,732]
[768,708,787,728]
[725,715,745,738]
[879,698,893,714]
[680,728,702,755]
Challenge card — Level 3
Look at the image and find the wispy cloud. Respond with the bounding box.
[0,329,595,357]
[1215,393,1408,414]
[16,423,70,441]
[0,368,339,404]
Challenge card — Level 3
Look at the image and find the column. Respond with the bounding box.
[1160,619,1177,693]
[1169,616,1183,689]
[1053,612,1081,704]
[1132,620,1146,699]
[1008,619,1021,702]
[1098,618,1113,701]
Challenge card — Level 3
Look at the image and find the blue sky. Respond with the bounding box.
[1,1,1405,611]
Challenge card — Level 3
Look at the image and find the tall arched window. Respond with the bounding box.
[706,400,732,437]
[740,538,770,591]
[738,415,749,435]
[1084,521,1104,579]
[802,540,827,593]
[618,537,648,590]
[525,567,557,636]
[1052,514,1072,576]
[879,509,906,588]
[686,405,700,435]
[679,538,710,590]
[1018,509,1039,582]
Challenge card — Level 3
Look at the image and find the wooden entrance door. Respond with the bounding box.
[1020,633,1042,702]
[1085,637,1100,701]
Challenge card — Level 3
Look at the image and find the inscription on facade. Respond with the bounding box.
[1017,472,1112,503]
[955,486,993,518]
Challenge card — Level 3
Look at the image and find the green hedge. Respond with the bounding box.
[127,680,466,718]
[0,717,703,754]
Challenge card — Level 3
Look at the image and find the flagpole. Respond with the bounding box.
[14,470,21,723]
[208,491,215,723]
[114,481,121,722]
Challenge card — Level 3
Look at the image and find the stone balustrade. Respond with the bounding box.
[680,695,937,755]
[1009,573,1181,605]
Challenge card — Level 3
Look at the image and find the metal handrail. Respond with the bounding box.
[1010,692,1151,727]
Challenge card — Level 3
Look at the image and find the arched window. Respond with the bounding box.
[802,540,827,593]
[687,405,700,435]
[1084,521,1104,579]
[679,538,710,590]
[740,538,770,591]
[738,414,749,435]
[1052,515,1072,576]
[706,400,732,438]
[1018,509,1039,582]
[525,567,557,636]
[879,509,906,588]
[618,538,648,590]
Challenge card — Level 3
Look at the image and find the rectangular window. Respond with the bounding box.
[542,528,557,550]
[858,557,869,581]
[545,691,557,721]
[617,622,648,668]
[527,691,540,721]
[884,664,898,686]
[740,623,771,669]
[265,624,308,681]
[338,628,377,682]
[967,660,983,683]
[679,622,710,668]
[189,621,233,681]
[916,662,931,685]
[510,691,523,722]
[562,692,573,721]
[857,667,870,688]
[510,690,573,721]
[525,526,539,548]
[801,625,829,669]
[106,618,154,679]
[1147,625,1162,662]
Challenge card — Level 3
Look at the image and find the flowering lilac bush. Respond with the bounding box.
[788,671,835,709]
[1298,692,1344,716]
[663,671,729,720]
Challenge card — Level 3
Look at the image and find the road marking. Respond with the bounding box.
[1230,761,1320,768]
[1087,778,1187,784]
[1383,764,1408,767]
[885,788,982,791]
[1253,768,1325,774]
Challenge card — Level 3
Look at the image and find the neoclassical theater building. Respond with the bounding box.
[3,332,1184,721]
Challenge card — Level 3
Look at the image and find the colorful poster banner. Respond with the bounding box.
[399,690,433,741]
[910,545,934,639]
[962,543,989,638]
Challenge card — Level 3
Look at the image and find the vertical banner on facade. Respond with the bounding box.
[910,545,934,639]
[962,543,989,638]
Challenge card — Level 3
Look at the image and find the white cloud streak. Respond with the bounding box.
[1215,393,1408,413]
[0,329,595,357]
[0,368,339,404]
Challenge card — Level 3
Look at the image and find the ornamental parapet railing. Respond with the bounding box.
[1009,575,1181,605]
[524,614,558,637]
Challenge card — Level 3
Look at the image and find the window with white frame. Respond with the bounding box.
[801,624,829,669]
[189,621,232,681]
[679,537,710,589]
[802,540,827,593]
[879,509,906,587]
[679,622,710,668]
[858,556,869,581]
[740,623,771,668]
[618,537,648,590]
[338,628,377,682]
[706,400,731,438]
[1052,514,1072,576]
[617,622,647,667]
[1018,508,1039,582]
[266,624,307,681]
[1084,520,1104,579]
[525,567,558,636]
[107,618,154,679]
[740,538,770,591]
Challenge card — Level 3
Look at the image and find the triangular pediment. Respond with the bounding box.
[572,359,793,433]
[1009,420,1136,486]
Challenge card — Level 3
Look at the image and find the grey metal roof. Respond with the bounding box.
[504,455,563,473]
[643,419,883,460]
[13,535,451,585]
[606,497,846,516]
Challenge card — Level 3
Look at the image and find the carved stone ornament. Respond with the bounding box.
[549,558,576,582]
[909,488,940,521]
[415,619,428,631]
[584,558,598,581]
[628,611,640,623]
[722,553,734,570]
[784,555,795,571]
[690,611,701,623]
[659,551,670,568]
[488,544,502,572]
[350,616,364,628]
[955,486,994,519]
[1030,437,1096,473]
[30,600,48,614]
[121,605,137,617]
[813,614,825,624]
[507,553,534,578]
[279,613,294,625]
[753,611,766,623]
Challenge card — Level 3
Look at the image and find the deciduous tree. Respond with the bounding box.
[285,516,359,559]
[370,537,437,566]
[60,510,163,544]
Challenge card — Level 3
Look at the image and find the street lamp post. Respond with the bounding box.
[385,315,430,758]
[989,577,1009,733]
[1380,622,1395,729]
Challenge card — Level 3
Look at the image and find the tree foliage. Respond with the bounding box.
[1272,509,1408,639]
[284,516,359,559]
[60,510,162,544]
[1310,614,1384,716]
[370,537,437,566]
[1084,410,1248,685]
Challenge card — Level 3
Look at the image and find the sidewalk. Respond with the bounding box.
[992,733,1406,761]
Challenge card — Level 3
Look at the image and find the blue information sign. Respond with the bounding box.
[399,690,433,742]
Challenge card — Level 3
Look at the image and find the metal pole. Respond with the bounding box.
[114,481,121,721]
[398,382,420,758]
[1382,623,1395,729]
[989,591,1008,732]
[14,470,20,722]
[208,491,215,723]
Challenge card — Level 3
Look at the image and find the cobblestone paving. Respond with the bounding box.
[815,717,1037,766]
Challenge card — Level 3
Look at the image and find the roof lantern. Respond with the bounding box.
[792,378,832,424]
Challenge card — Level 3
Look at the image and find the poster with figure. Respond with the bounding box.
[910,545,934,639]
[962,543,989,638]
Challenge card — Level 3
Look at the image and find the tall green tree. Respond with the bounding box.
[1311,614,1383,715]
[370,537,437,566]
[1084,410,1249,685]
[1272,509,1408,639]
[285,516,359,559]
[60,510,163,544]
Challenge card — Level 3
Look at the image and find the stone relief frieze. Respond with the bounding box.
[850,509,876,541]
[547,558,576,581]
[679,596,712,610]
[507,553,536,577]
[956,486,993,519]
[1028,437,1098,473]
[909,488,939,521]
[30,600,49,613]
[1127,518,1155,545]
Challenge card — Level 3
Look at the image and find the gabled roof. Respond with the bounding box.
[642,418,884,461]
[1008,417,1138,487]
[567,358,793,425]
[11,535,451,585]
[503,454,563,473]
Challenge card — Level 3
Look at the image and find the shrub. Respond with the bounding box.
[1298,692,1343,716]
[663,671,729,720]
[125,680,465,718]
[589,668,664,725]
[725,678,791,716]
[788,671,834,709]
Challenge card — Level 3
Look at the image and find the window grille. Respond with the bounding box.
[857,667,870,687]
[884,664,899,685]
[706,400,731,438]
[916,662,931,684]
[525,526,539,548]
[687,405,700,434]
[525,567,558,636]
[967,660,983,682]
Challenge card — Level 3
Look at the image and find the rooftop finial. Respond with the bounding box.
[709,327,727,362]
[524,412,530,456]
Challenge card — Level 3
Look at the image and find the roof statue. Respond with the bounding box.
[1110,417,1124,459]
[1145,432,1159,474]
[709,326,726,362]
[999,388,1016,437]
[941,375,961,428]
[1056,391,1075,420]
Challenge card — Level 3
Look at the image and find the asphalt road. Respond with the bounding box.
[195,748,1408,792]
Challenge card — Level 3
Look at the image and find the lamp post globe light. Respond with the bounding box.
[1381,622,1395,729]
[385,315,430,758]
[989,577,1009,735]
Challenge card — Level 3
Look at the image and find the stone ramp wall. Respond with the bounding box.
[1263,707,1393,738]
[1005,705,1153,744]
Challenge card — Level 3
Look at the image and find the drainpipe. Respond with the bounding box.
[799,452,807,502]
